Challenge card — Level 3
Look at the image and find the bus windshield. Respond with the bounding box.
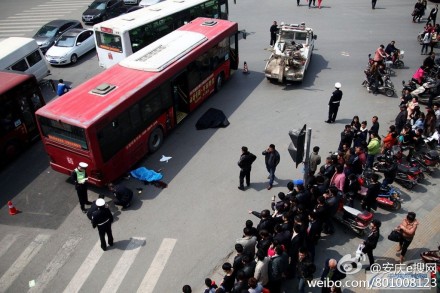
[95,32,123,53]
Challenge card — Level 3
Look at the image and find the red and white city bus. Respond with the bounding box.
[36,18,239,186]
[0,70,45,166]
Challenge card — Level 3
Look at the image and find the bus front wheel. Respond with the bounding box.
[148,127,163,153]
[215,73,224,92]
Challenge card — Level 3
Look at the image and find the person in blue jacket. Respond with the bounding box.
[57,79,71,96]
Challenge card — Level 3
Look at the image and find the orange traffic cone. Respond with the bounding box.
[8,201,19,215]
[243,61,250,74]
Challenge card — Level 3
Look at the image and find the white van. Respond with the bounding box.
[0,37,50,82]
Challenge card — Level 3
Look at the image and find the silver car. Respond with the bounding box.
[45,29,95,65]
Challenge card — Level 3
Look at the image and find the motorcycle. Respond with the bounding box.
[383,50,405,75]
[333,201,374,235]
[407,150,440,176]
[362,73,395,97]
[373,155,423,189]
[420,246,440,284]
[421,246,440,264]
[416,150,440,167]
[402,79,440,105]
[357,173,403,211]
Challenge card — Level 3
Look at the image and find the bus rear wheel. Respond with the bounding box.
[215,73,224,92]
[148,127,163,153]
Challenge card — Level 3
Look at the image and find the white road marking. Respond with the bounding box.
[62,240,104,293]
[0,29,34,32]
[28,236,82,293]
[0,234,20,259]
[99,237,146,293]
[136,238,177,293]
[0,234,50,292]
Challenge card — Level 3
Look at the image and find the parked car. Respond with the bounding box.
[45,29,95,65]
[32,20,82,54]
[82,0,125,25]
[139,0,164,7]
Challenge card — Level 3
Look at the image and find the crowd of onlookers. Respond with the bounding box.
[180,75,440,293]
[175,2,440,292]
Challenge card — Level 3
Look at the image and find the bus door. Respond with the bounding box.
[229,33,239,70]
[18,93,44,137]
[171,72,190,124]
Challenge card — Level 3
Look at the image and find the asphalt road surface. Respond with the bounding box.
[0,0,439,292]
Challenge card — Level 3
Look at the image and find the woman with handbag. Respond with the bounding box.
[362,219,381,270]
[397,212,419,263]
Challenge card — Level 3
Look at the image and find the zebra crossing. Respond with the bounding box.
[0,0,91,38]
[0,233,177,293]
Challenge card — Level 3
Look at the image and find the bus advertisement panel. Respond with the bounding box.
[37,18,239,186]
[0,71,46,166]
[94,0,228,68]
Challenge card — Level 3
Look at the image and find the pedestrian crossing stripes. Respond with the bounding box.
[0,0,91,38]
[100,237,146,293]
[63,240,104,293]
[28,236,82,293]
[0,234,50,292]
[137,238,177,293]
[0,233,178,292]
[0,233,20,259]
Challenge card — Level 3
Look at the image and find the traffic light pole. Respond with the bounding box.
[303,128,312,184]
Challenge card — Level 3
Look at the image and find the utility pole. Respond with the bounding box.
[303,128,312,184]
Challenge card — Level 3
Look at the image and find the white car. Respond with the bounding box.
[45,29,95,65]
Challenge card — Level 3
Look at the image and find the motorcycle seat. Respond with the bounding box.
[357,211,373,222]
[397,164,414,173]
[425,150,439,160]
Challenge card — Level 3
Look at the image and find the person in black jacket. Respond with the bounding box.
[325,82,343,123]
[91,198,114,251]
[296,247,316,293]
[370,116,380,137]
[268,245,289,293]
[238,146,257,190]
[362,219,381,269]
[108,183,133,209]
[320,258,346,293]
[269,21,279,46]
[361,173,381,212]
[382,158,397,188]
[344,174,361,208]
[395,105,408,134]
[249,209,275,234]
[305,212,322,263]
[87,194,106,220]
[262,144,280,190]
[427,4,439,25]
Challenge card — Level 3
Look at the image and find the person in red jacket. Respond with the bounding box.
[382,125,398,153]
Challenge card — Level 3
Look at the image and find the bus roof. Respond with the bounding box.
[38,18,237,127]
[0,70,34,94]
[0,37,38,61]
[119,30,207,71]
[94,0,214,33]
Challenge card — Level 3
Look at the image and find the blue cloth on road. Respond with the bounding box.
[130,167,163,182]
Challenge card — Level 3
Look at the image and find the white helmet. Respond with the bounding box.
[335,82,341,88]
